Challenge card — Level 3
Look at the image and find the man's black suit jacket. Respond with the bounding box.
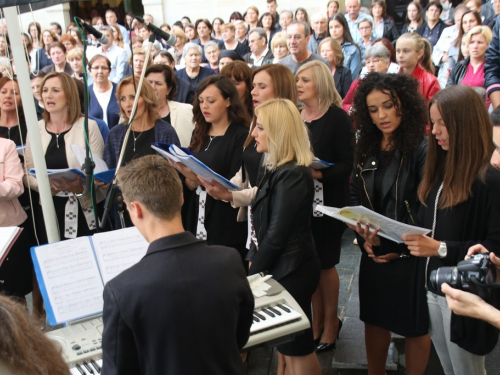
[102,231,254,375]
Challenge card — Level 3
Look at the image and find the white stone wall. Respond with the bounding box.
[155,0,343,26]
[15,4,70,35]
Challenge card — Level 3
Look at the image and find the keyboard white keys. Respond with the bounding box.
[251,304,302,334]
[243,278,311,350]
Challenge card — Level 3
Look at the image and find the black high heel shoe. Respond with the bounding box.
[316,319,343,353]
[313,329,324,346]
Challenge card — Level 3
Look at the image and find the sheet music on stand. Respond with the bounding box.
[0,227,23,267]
[31,227,149,325]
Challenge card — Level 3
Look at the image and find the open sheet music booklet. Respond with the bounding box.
[28,146,115,185]
[152,143,239,190]
[0,227,23,267]
[31,227,149,325]
[316,205,431,243]
[70,145,116,184]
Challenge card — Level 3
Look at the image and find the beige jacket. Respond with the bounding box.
[0,138,27,226]
[169,100,195,148]
[230,167,258,222]
[24,117,105,209]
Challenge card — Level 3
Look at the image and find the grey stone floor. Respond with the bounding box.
[246,231,500,375]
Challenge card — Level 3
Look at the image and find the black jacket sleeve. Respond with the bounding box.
[102,284,141,375]
[250,168,312,273]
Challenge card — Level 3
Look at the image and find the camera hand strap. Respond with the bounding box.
[426,182,444,290]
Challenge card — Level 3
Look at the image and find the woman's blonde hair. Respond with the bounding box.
[397,32,434,74]
[296,60,342,111]
[464,25,493,46]
[128,48,152,68]
[172,28,187,45]
[318,37,344,67]
[255,98,313,170]
[110,24,125,48]
[116,76,159,124]
[271,31,288,51]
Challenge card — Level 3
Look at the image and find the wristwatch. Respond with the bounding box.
[437,242,447,258]
[74,190,84,198]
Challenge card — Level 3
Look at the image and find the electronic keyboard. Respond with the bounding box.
[46,278,310,371]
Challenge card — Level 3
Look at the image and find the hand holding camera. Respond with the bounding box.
[440,247,500,329]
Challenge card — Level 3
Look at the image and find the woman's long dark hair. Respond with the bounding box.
[191,75,251,152]
[419,85,494,208]
[329,13,361,56]
[329,13,358,48]
[352,73,427,165]
[453,10,481,48]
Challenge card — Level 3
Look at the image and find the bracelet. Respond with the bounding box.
[74,190,84,198]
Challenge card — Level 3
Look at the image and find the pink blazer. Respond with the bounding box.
[0,138,27,226]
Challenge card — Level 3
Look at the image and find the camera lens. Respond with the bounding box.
[429,267,463,291]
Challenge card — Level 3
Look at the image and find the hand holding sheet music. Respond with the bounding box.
[70,145,116,184]
[316,205,430,243]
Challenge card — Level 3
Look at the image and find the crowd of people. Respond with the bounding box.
[1,0,500,374]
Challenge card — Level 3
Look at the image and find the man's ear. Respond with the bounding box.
[129,201,144,219]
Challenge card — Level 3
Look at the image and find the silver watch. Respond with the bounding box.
[437,242,447,258]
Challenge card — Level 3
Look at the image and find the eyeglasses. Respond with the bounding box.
[286,34,304,40]
[91,66,110,71]
[359,26,372,30]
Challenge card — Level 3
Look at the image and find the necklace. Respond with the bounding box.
[132,130,143,153]
[301,108,321,123]
[205,124,230,151]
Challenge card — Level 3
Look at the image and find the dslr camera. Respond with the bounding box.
[430,254,500,308]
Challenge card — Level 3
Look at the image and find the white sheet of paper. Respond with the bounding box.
[0,227,20,261]
[92,227,149,285]
[16,144,26,156]
[34,237,104,324]
[70,144,109,173]
[316,205,431,243]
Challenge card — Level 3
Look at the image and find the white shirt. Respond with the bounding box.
[94,87,113,126]
[250,46,269,67]
[431,24,459,88]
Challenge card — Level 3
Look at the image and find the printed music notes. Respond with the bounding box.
[32,227,149,325]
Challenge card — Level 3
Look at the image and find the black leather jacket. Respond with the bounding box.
[350,139,428,252]
[447,57,469,87]
[247,162,317,280]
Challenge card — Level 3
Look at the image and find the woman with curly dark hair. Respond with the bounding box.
[350,72,431,375]
[172,75,251,261]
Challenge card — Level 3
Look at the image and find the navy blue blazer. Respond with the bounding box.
[35,48,52,70]
[103,119,180,169]
[174,76,195,104]
[89,83,121,129]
